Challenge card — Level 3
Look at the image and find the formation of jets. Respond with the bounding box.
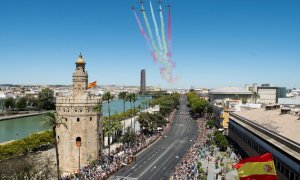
[131,0,171,12]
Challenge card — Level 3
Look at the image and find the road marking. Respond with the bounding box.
[137,141,176,178]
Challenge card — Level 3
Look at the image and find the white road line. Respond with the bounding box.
[137,141,176,178]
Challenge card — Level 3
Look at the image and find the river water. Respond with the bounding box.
[0,96,151,143]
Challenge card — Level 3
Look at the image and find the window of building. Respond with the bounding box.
[75,110,77,112]
[90,117,92,121]
[65,118,67,122]
[77,118,80,122]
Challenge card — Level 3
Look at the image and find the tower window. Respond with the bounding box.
[65,118,67,122]
[75,110,77,112]
[76,137,81,147]
[90,117,92,121]
[77,118,80,122]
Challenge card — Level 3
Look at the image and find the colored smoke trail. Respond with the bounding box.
[134,11,152,51]
[167,6,172,53]
[150,1,163,51]
[134,10,157,62]
[142,6,159,62]
[159,5,168,54]
[131,3,178,83]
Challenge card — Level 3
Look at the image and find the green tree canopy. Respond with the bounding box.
[38,88,55,110]
[4,97,16,109]
[16,97,28,110]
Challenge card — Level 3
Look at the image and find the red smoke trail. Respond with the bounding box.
[134,11,157,62]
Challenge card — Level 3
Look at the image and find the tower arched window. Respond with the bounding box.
[90,117,92,121]
[65,118,67,122]
[77,118,80,122]
[76,137,81,147]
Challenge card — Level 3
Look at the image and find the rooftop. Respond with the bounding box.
[233,108,300,144]
[209,86,252,95]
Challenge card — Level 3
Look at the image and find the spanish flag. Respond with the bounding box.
[88,81,97,89]
[234,153,277,180]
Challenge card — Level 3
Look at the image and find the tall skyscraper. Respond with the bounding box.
[140,69,146,94]
[56,54,102,173]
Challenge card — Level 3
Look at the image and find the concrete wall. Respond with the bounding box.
[258,88,277,104]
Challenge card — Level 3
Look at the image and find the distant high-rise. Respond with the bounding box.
[140,69,146,94]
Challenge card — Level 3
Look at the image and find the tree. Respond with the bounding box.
[252,92,260,103]
[138,112,167,133]
[4,97,16,110]
[206,104,214,120]
[42,112,67,180]
[16,97,27,110]
[0,156,55,180]
[38,88,55,110]
[102,91,114,155]
[126,93,135,130]
[118,92,127,133]
[132,94,137,132]
[122,127,137,145]
[103,117,122,142]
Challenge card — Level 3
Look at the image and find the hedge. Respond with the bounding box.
[0,130,54,161]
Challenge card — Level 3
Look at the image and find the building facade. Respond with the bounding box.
[140,69,146,95]
[229,109,300,180]
[209,87,253,102]
[56,54,102,173]
[257,86,286,104]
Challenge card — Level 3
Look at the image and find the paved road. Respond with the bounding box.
[111,95,199,180]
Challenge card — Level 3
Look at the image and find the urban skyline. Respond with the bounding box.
[1,0,300,89]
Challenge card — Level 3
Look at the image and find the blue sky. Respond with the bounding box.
[0,0,299,89]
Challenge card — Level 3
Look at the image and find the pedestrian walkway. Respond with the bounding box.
[171,118,239,180]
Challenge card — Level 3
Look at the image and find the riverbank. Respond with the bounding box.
[0,111,52,121]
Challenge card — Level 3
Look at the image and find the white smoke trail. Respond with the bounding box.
[150,1,163,51]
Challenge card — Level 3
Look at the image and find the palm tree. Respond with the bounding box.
[102,91,114,155]
[42,112,67,180]
[252,92,260,103]
[132,94,138,133]
[126,93,137,131]
[118,92,127,133]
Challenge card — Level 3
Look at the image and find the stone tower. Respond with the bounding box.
[56,54,102,173]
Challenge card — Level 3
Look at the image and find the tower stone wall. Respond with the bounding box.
[55,54,102,173]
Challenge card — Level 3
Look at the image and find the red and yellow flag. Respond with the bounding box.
[234,153,277,180]
[88,81,97,89]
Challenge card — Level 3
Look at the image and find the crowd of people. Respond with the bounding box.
[62,110,177,180]
[172,118,213,180]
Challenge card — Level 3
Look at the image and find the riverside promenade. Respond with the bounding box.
[0,111,51,121]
